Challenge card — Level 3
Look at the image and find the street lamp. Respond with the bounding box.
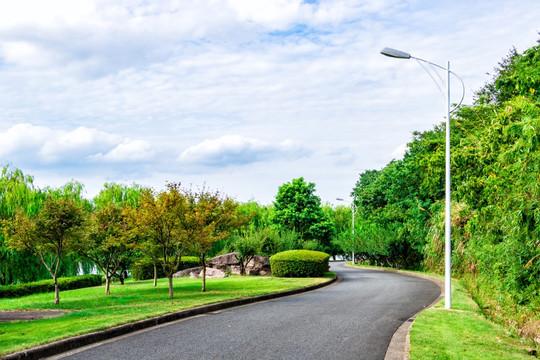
[380,47,464,310]
[336,198,357,264]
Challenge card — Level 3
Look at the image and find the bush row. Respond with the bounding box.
[270,250,330,277]
[131,257,200,280]
[0,275,103,298]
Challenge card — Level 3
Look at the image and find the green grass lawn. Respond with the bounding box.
[0,275,333,356]
[347,263,537,359]
[410,280,537,359]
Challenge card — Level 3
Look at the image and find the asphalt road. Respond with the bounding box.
[48,263,440,360]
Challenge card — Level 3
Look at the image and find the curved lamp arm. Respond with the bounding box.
[380,47,465,112]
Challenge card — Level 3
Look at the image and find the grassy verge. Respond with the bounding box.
[410,280,537,359]
[0,274,333,356]
[348,263,537,359]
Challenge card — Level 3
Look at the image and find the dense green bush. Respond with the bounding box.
[270,250,329,277]
[0,275,103,298]
[131,257,200,280]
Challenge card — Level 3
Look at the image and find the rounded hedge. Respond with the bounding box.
[270,250,330,277]
[131,256,200,280]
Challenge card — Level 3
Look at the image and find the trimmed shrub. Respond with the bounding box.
[0,275,103,299]
[131,257,200,280]
[270,250,330,277]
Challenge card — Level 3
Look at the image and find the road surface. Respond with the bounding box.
[49,263,440,360]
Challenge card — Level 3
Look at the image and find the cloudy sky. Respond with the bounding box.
[1,0,539,205]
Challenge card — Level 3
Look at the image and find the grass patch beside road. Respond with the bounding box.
[348,263,537,359]
[410,280,537,359]
[0,275,333,356]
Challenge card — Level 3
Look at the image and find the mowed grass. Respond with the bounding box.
[348,263,537,359]
[0,275,333,356]
[409,280,536,359]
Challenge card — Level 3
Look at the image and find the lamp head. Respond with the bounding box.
[380,47,411,59]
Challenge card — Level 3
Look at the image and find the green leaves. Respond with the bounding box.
[272,177,335,252]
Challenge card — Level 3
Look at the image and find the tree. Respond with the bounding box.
[125,184,186,299]
[0,165,48,285]
[181,187,244,292]
[2,196,85,304]
[230,231,263,275]
[272,177,335,251]
[77,202,130,295]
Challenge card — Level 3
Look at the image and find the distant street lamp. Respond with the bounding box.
[336,198,357,264]
[380,47,464,310]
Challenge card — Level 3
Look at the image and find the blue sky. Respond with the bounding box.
[0,0,539,204]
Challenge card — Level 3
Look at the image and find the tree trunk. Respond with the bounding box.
[240,261,245,276]
[153,263,157,287]
[105,276,111,295]
[168,275,174,299]
[201,255,206,292]
[53,275,60,305]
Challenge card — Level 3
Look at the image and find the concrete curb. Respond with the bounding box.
[342,265,444,360]
[2,276,337,360]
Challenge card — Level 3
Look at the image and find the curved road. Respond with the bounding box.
[49,263,440,360]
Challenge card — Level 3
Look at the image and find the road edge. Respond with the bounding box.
[2,275,337,360]
[342,264,444,360]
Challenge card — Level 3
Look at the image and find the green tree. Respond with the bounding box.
[181,187,245,292]
[2,196,85,304]
[77,202,130,295]
[0,166,48,285]
[272,177,335,252]
[125,184,186,299]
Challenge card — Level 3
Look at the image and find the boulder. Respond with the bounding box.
[247,255,270,271]
[190,267,227,279]
[173,266,202,277]
[207,253,240,272]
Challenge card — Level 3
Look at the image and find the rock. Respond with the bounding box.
[173,266,202,277]
[188,267,227,279]
[259,269,272,276]
[208,253,240,272]
[247,255,270,271]
[205,267,227,278]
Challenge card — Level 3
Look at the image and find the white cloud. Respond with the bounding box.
[90,139,157,163]
[0,123,156,166]
[179,135,310,167]
[0,0,539,203]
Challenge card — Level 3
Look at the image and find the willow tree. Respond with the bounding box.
[0,165,47,285]
[3,196,86,304]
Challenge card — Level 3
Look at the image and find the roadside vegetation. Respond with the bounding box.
[410,279,537,359]
[347,40,540,345]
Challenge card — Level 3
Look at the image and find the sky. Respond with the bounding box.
[0,0,539,205]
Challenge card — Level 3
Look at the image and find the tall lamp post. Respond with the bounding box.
[336,198,357,264]
[380,47,464,310]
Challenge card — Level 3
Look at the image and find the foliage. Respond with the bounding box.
[181,186,246,291]
[130,256,199,280]
[230,233,263,275]
[272,177,335,253]
[124,184,188,298]
[270,249,330,277]
[355,40,540,340]
[76,202,131,295]
[0,275,102,299]
[2,195,86,304]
